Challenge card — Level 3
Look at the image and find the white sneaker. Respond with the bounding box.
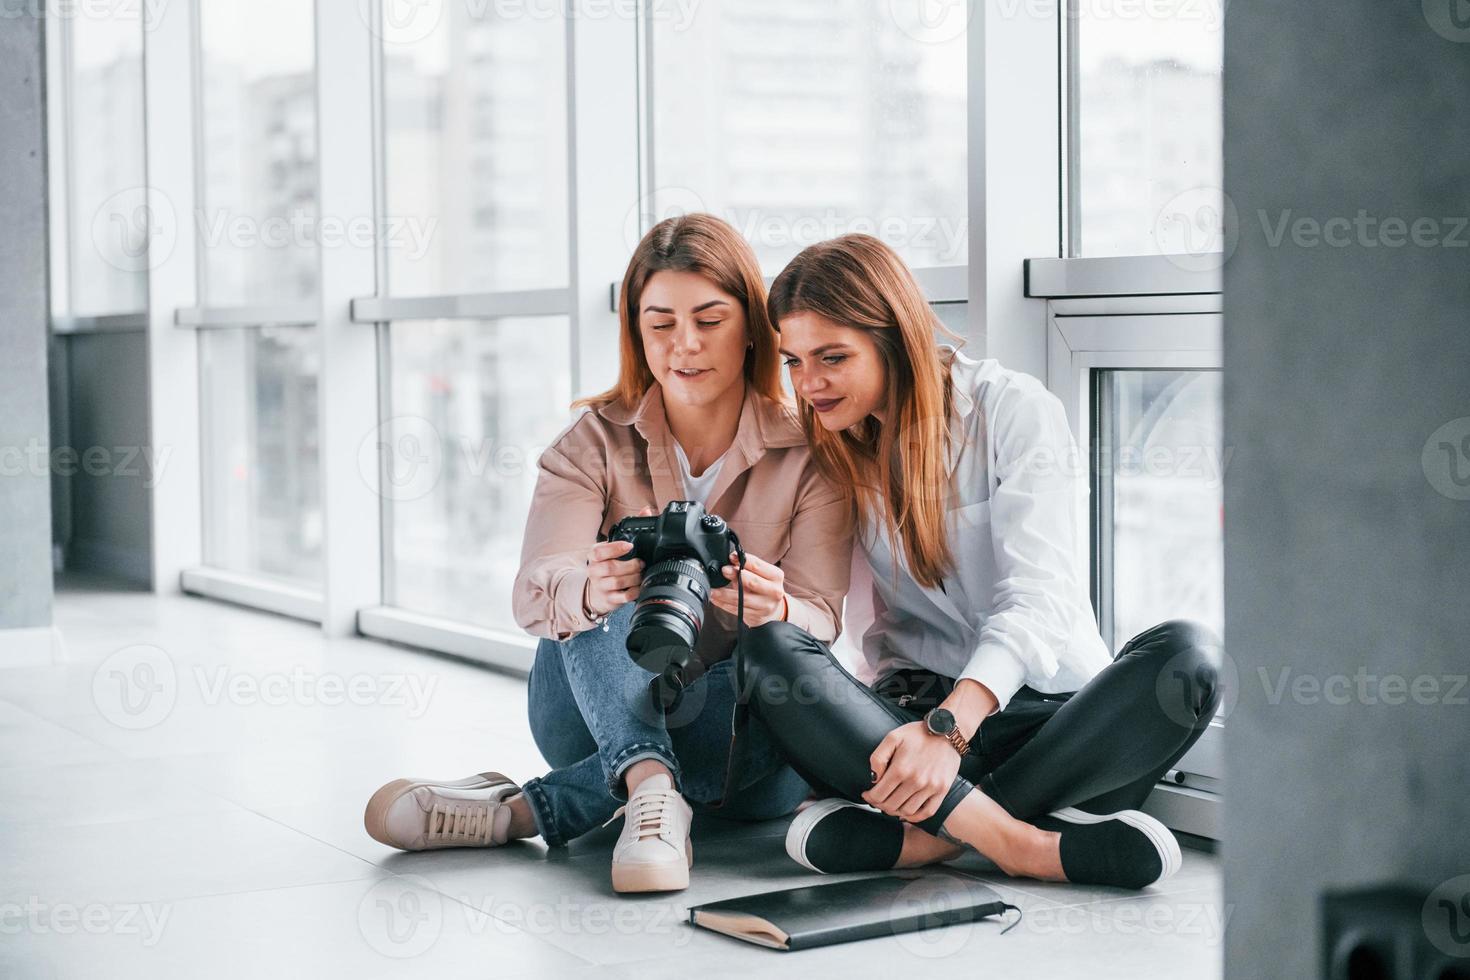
[606,774,693,893]
[364,771,523,851]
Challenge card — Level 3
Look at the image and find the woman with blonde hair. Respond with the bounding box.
[363,215,852,893]
[743,234,1221,889]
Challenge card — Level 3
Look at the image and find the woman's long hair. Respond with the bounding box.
[576,213,784,411]
[768,234,961,588]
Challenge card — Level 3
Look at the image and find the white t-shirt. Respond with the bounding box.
[673,441,728,508]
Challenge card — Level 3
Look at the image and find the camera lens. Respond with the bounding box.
[625,557,710,679]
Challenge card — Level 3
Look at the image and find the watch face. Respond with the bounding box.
[926,708,956,736]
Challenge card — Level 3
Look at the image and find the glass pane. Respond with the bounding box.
[381,5,569,295]
[197,0,318,305]
[1100,369,1224,651]
[652,1,967,272]
[200,328,323,586]
[66,11,148,314]
[1073,0,1224,257]
[384,318,574,630]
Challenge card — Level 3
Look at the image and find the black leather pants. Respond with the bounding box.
[740,619,1222,838]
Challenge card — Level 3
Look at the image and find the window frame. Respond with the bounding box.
[1031,255,1224,839]
[178,0,327,613]
[350,0,636,663]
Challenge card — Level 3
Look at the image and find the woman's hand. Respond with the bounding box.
[708,550,788,627]
[582,540,644,618]
[863,721,963,824]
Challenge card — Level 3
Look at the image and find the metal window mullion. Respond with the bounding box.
[350,289,573,324]
[314,0,384,635]
[1026,255,1224,299]
[567,7,640,401]
[637,0,655,209]
[57,11,77,315]
[1091,368,1116,649]
[174,305,318,329]
[567,5,583,392]
[143,0,205,592]
[969,0,1060,379]
[1053,313,1223,354]
[367,0,396,613]
[188,0,208,304]
[1061,0,1081,258]
[51,313,150,335]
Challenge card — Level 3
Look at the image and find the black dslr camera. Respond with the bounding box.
[607,501,741,713]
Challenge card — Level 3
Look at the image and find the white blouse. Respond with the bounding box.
[847,349,1113,711]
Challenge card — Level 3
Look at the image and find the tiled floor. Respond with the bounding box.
[0,575,1224,978]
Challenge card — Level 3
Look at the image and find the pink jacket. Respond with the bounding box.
[513,384,853,668]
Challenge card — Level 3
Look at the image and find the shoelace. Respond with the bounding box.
[603,789,682,841]
[428,800,499,845]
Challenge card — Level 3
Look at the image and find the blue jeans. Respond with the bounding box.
[519,603,811,847]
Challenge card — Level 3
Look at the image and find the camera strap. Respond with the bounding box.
[709,533,751,810]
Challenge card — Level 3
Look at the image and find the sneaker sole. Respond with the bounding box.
[364,771,513,850]
[611,840,694,893]
[1050,806,1183,883]
[784,798,879,874]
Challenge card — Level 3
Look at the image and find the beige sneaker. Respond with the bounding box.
[364,772,523,851]
[606,774,693,893]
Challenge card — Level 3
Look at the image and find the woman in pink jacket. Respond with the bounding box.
[364,215,852,893]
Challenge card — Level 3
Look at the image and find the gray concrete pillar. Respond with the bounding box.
[1223,3,1470,977]
[0,10,54,633]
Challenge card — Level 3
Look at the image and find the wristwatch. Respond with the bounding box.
[924,707,972,756]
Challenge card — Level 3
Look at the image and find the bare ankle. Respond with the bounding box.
[623,759,674,796]
[895,824,967,869]
[1005,825,1063,881]
[506,794,538,840]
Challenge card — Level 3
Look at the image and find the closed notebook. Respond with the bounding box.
[686,870,1019,951]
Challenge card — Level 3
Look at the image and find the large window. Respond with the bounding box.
[383,318,572,629]
[381,7,569,295]
[197,0,319,304]
[199,328,322,586]
[1094,369,1223,651]
[53,9,148,316]
[195,0,323,587]
[1069,0,1224,258]
[650,0,967,272]
[373,5,576,632]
